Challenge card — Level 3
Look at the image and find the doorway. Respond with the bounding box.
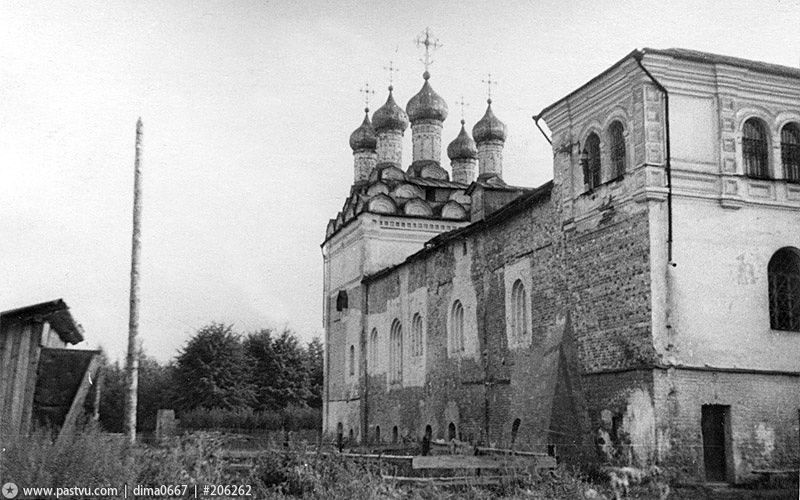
[701,405,730,482]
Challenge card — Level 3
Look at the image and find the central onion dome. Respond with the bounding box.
[447,120,478,160]
[472,99,507,143]
[372,86,409,132]
[349,108,377,151]
[406,71,448,122]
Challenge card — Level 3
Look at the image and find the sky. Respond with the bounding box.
[1,0,798,363]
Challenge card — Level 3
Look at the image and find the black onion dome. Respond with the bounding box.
[472,99,507,143]
[447,120,478,160]
[406,71,448,123]
[372,86,409,132]
[349,108,377,151]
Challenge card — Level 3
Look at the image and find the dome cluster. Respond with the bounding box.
[349,109,377,151]
[447,120,478,160]
[371,86,409,133]
[472,99,507,143]
[406,71,449,122]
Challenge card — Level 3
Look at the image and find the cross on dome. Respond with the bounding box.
[455,95,469,122]
[359,82,375,110]
[383,60,399,88]
[482,73,497,102]
[415,27,441,74]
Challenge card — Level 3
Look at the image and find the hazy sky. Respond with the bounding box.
[1,0,798,362]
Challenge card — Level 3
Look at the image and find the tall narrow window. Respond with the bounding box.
[609,121,626,179]
[768,248,800,332]
[389,319,403,383]
[510,279,528,341]
[743,118,769,178]
[582,133,601,190]
[781,123,800,183]
[369,328,378,370]
[450,300,464,353]
[349,345,355,376]
[336,290,348,311]
[411,313,424,357]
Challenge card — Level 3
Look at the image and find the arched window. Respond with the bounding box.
[768,248,800,332]
[392,425,399,443]
[510,279,528,341]
[781,123,800,183]
[375,425,381,443]
[336,290,348,311]
[450,300,464,353]
[349,345,355,376]
[448,422,456,441]
[581,133,601,191]
[743,118,769,178]
[369,328,378,369]
[389,319,403,383]
[609,121,626,179]
[411,313,424,357]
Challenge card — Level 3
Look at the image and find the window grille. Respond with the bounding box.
[781,124,800,183]
[743,119,769,179]
[583,133,601,190]
[768,248,800,332]
[450,301,464,353]
[609,122,626,179]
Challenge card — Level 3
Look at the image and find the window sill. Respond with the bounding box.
[582,174,625,196]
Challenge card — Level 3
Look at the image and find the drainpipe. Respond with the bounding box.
[633,51,674,264]
[532,114,553,145]
[361,281,369,445]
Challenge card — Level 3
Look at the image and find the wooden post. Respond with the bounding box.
[124,118,143,444]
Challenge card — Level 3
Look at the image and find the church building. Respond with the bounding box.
[321,46,800,483]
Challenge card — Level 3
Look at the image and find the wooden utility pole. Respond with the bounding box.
[124,118,143,444]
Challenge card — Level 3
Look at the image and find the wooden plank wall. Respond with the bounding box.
[0,319,44,441]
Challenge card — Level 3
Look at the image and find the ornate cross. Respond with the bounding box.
[482,73,497,101]
[359,82,375,109]
[455,95,469,121]
[415,27,441,72]
[383,60,399,87]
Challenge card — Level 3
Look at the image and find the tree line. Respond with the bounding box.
[99,323,323,432]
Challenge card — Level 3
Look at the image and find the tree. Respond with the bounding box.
[99,349,174,432]
[305,337,323,409]
[173,323,255,411]
[244,328,310,410]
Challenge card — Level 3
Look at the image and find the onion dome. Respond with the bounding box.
[349,108,377,151]
[372,86,409,132]
[406,71,448,122]
[472,99,507,143]
[447,120,478,160]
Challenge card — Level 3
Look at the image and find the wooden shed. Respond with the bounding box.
[0,299,100,442]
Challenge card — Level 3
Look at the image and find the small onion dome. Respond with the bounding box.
[472,99,507,143]
[447,120,478,160]
[406,71,448,122]
[372,86,409,132]
[349,108,377,151]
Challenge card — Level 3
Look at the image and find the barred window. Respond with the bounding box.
[609,121,626,179]
[781,123,800,183]
[389,319,403,383]
[743,118,769,179]
[510,279,528,341]
[369,328,378,369]
[581,133,601,191]
[768,248,800,332]
[411,313,424,357]
[450,300,465,354]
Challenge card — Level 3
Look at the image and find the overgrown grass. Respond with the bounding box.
[179,406,320,432]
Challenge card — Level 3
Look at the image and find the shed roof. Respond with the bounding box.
[1,299,84,344]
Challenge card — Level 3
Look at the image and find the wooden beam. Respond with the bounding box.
[56,354,101,446]
[19,321,45,435]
